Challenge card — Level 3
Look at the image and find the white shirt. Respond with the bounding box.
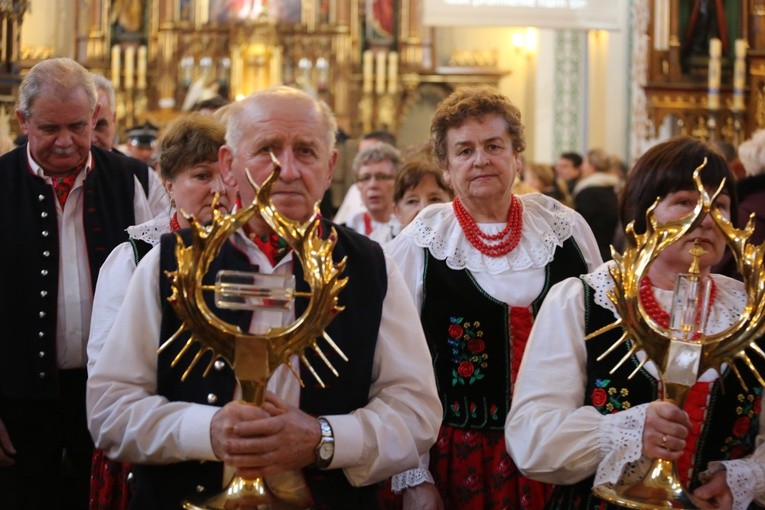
[87,230,441,493]
[87,215,171,375]
[27,146,153,369]
[506,262,765,510]
[346,210,400,244]
[333,183,364,224]
[383,194,603,490]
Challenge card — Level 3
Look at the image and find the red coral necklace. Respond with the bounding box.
[453,195,523,257]
[639,275,717,335]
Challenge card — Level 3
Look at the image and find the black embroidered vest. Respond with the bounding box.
[421,237,588,430]
[547,280,764,510]
[0,145,138,398]
[129,221,386,510]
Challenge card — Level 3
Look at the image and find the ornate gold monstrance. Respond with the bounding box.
[588,161,765,509]
[160,155,348,510]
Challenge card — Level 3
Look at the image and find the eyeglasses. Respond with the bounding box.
[356,172,395,184]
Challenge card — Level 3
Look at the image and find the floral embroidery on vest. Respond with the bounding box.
[721,388,762,459]
[447,316,488,386]
[591,379,632,414]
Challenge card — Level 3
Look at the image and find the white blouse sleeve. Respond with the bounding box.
[506,276,650,484]
[87,242,137,375]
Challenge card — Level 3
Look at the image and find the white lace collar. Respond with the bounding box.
[126,212,173,247]
[397,193,577,274]
[582,262,746,334]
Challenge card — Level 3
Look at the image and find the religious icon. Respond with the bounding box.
[111,0,148,44]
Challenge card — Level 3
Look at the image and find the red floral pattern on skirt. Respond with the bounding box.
[431,425,550,509]
[89,448,132,510]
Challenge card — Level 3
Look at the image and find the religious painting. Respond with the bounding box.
[209,0,301,24]
[678,0,741,74]
[365,0,396,47]
[111,0,149,44]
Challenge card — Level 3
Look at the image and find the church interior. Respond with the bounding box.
[3,0,765,204]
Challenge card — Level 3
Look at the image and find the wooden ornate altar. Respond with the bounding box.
[645,0,765,147]
[68,0,507,143]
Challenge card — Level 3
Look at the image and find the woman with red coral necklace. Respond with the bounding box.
[385,86,602,510]
[507,135,765,510]
[86,114,230,510]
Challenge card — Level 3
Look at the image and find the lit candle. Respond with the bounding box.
[111,45,121,89]
[733,39,747,111]
[375,51,386,95]
[124,45,135,91]
[137,45,147,89]
[387,51,398,94]
[707,38,721,110]
[362,50,373,94]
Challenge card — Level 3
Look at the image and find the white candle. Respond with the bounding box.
[387,51,398,94]
[375,51,386,95]
[653,0,669,51]
[362,50,373,94]
[708,38,721,110]
[733,39,747,111]
[111,45,121,89]
[137,45,147,89]
[124,45,135,91]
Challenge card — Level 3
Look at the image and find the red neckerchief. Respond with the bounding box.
[50,158,88,207]
[363,212,373,235]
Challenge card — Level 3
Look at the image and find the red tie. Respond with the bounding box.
[50,160,87,207]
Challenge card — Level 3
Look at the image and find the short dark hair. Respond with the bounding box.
[159,114,226,182]
[362,130,396,147]
[430,86,525,169]
[560,151,583,167]
[394,157,453,204]
[620,135,738,234]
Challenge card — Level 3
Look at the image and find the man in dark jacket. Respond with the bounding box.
[88,86,441,509]
[0,57,153,508]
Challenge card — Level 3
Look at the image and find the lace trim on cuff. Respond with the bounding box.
[705,459,765,510]
[595,404,648,487]
[391,468,435,493]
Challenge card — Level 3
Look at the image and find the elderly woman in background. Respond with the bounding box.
[87,113,230,510]
[385,86,602,510]
[506,135,765,510]
[346,142,401,243]
[393,157,453,229]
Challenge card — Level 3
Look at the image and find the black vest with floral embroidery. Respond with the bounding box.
[546,280,764,510]
[421,237,588,430]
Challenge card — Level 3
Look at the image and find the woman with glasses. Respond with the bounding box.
[345,142,401,243]
[384,86,602,510]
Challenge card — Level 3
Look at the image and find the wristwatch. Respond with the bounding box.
[314,417,335,469]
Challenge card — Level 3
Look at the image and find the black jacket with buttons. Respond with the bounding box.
[0,144,139,399]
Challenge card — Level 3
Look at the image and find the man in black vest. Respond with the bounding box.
[87,86,441,509]
[91,72,170,218]
[0,58,154,508]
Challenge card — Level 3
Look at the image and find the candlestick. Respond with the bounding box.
[124,45,135,91]
[732,39,747,111]
[707,38,721,110]
[111,45,121,89]
[387,52,398,94]
[362,50,373,94]
[375,51,386,96]
[137,45,147,89]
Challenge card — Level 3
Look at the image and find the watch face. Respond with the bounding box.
[319,442,334,460]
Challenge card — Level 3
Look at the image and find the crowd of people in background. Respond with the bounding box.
[1,55,765,510]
